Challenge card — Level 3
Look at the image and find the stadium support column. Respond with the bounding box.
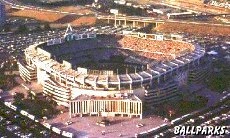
[69,102,72,118]
[140,102,143,119]
[65,75,68,87]
[124,19,127,26]
[59,73,61,83]
[106,75,109,89]
[136,72,143,87]
[127,74,132,90]
[117,75,121,90]
[53,71,56,81]
[83,76,85,88]
[133,21,136,28]
[94,77,97,90]
[128,102,131,118]
[114,14,117,27]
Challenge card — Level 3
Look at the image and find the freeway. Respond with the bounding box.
[97,15,230,27]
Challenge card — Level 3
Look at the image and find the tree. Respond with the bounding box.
[17,24,28,33]
[3,24,11,32]
[34,25,42,32]
[44,23,51,30]
[0,74,7,88]
[20,119,28,131]
[27,91,33,99]
[13,93,25,104]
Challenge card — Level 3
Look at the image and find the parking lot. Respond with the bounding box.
[0,101,61,138]
[136,91,230,137]
[47,112,165,138]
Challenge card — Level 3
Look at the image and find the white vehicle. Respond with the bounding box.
[222,113,227,117]
[65,121,73,125]
[189,119,195,123]
[136,123,144,128]
[171,117,181,124]
[199,115,205,119]
[159,133,164,136]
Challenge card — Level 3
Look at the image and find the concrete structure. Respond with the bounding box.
[0,2,6,26]
[17,26,209,119]
[97,15,165,28]
[97,14,230,28]
[69,94,142,118]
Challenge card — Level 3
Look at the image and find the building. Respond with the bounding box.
[17,26,209,119]
[0,2,6,26]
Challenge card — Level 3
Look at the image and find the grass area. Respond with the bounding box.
[206,60,230,93]
[174,96,207,116]
[6,0,96,27]
[0,74,18,90]
[8,9,65,22]
[13,96,60,119]
[18,0,91,6]
[152,95,208,119]
[70,16,96,26]
[8,8,96,27]
[55,6,94,15]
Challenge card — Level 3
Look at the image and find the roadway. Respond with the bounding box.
[2,0,230,27]
[97,15,230,27]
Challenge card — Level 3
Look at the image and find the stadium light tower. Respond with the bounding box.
[64,24,73,37]
[111,9,119,28]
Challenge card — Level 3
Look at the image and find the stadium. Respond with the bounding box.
[17,26,209,119]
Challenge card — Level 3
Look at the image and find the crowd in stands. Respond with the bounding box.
[118,36,194,61]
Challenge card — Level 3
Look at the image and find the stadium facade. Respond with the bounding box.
[18,27,209,119]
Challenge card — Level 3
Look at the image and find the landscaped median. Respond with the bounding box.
[3,101,74,138]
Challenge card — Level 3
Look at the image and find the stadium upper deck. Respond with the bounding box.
[39,34,195,64]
